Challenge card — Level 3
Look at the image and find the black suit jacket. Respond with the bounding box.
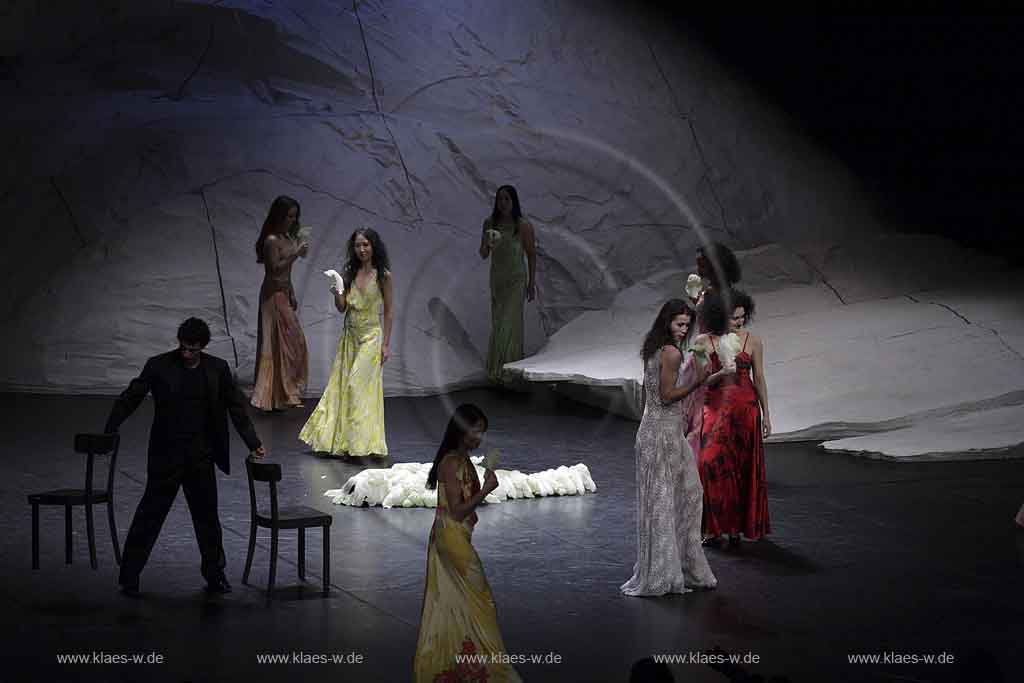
[105,350,261,475]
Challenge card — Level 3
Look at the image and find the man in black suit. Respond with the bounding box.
[105,317,266,596]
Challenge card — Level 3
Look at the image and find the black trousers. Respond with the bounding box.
[119,445,226,585]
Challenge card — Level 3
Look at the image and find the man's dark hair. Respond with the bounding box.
[629,657,674,682]
[177,317,211,347]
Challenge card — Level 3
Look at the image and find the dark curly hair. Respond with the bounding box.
[342,227,391,288]
[698,291,730,336]
[697,241,742,287]
[641,299,695,362]
[177,317,211,347]
[426,404,489,490]
[731,288,755,325]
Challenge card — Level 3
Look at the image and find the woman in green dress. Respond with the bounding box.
[479,185,537,384]
[299,228,392,457]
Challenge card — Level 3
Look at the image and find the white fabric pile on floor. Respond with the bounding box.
[324,457,597,509]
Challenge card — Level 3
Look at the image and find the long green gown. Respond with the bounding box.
[485,221,526,383]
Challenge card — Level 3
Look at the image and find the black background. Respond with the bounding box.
[679,13,1024,263]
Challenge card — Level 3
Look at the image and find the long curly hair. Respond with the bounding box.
[731,288,756,325]
[255,195,300,264]
[426,404,489,490]
[698,290,730,336]
[641,299,695,362]
[698,241,742,287]
[342,227,391,288]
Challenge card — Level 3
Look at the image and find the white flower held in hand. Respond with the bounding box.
[718,332,742,371]
[485,228,502,247]
[685,273,704,300]
[483,449,501,471]
[324,269,344,293]
[296,226,313,243]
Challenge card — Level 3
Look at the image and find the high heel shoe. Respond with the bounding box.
[701,536,723,548]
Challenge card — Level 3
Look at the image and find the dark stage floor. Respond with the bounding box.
[3,389,1023,683]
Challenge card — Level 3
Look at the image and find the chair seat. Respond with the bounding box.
[28,489,111,505]
[256,506,332,529]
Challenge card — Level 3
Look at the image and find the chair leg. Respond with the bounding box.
[64,504,73,565]
[298,528,305,581]
[242,521,257,586]
[267,527,278,595]
[322,525,330,596]
[107,502,121,566]
[86,503,97,570]
[31,503,39,570]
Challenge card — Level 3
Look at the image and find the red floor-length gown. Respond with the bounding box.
[698,334,770,539]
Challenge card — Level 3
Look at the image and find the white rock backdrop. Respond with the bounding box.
[1,0,881,397]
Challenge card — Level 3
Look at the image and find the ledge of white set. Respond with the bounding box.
[506,237,1024,458]
[821,403,1024,461]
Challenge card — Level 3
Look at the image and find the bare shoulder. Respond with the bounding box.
[438,452,459,477]
[660,344,682,362]
[380,269,392,282]
[518,218,535,232]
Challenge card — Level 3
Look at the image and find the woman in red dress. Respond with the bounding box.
[695,290,772,547]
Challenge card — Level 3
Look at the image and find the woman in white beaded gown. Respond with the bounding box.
[622,299,731,597]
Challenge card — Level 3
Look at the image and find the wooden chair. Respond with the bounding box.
[242,458,332,596]
[29,433,122,570]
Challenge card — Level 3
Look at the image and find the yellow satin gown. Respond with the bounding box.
[299,275,387,456]
[413,454,521,682]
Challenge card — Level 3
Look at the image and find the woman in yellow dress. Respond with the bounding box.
[299,228,392,457]
[414,404,521,683]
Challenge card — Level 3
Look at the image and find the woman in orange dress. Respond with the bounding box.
[251,195,309,411]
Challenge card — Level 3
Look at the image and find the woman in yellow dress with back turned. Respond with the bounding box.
[414,403,521,682]
[299,228,392,457]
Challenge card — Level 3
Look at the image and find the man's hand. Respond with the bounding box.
[251,446,267,459]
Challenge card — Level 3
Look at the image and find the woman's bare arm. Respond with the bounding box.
[749,334,772,437]
[479,218,492,259]
[519,219,537,301]
[380,271,393,362]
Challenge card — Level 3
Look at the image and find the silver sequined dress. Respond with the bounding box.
[621,347,717,596]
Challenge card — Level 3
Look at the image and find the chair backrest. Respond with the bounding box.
[74,433,120,498]
[245,457,281,521]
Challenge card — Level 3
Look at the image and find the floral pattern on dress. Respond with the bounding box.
[698,336,770,539]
